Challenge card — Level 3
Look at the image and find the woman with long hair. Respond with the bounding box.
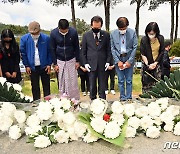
[140,22,164,93]
[0,29,22,83]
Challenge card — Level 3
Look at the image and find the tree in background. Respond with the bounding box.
[170,40,180,56]
[78,0,122,31]
[149,0,179,43]
[1,0,28,3]
[130,0,148,38]
[46,0,77,29]
[69,18,90,36]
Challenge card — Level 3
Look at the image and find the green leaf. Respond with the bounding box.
[78,112,128,147]
[49,135,57,144]
[26,136,36,143]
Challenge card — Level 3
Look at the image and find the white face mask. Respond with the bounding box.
[148,34,156,39]
[119,30,126,35]
[31,34,40,39]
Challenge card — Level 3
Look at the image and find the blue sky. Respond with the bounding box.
[0,0,179,39]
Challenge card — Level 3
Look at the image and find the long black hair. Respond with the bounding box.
[145,22,160,38]
[0,29,18,55]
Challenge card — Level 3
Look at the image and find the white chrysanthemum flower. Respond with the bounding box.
[54,130,69,143]
[0,115,13,131]
[26,114,41,127]
[74,121,87,138]
[164,121,174,132]
[140,116,154,130]
[57,119,66,130]
[155,97,169,111]
[153,116,162,126]
[6,82,12,90]
[160,111,175,123]
[148,102,161,118]
[166,105,180,117]
[63,112,76,125]
[36,101,53,121]
[83,130,99,143]
[126,126,136,138]
[80,102,90,109]
[14,110,26,124]
[12,84,22,92]
[60,98,72,110]
[90,117,106,134]
[110,113,125,126]
[0,77,7,85]
[34,135,51,148]
[111,101,124,114]
[0,110,3,118]
[66,126,78,141]
[104,121,121,139]
[25,125,42,136]
[135,106,149,118]
[90,99,106,115]
[25,96,33,102]
[9,125,21,140]
[50,108,64,122]
[1,102,16,118]
[128,116,141,129]
[146,126,160,139]
[173,122,180,136]
[124,104,135,117]
[19,93,25,99]
[49,97,62,107]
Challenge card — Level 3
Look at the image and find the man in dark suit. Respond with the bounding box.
[81,16,111,100]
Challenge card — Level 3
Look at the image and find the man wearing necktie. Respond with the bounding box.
[110,17,138,101]
[81,16,111,100]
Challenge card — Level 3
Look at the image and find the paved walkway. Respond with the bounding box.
[0,132,179,154]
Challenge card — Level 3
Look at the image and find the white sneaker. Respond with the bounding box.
[110,90,116,95]
[105,90,109,95]
[82,92,86,96]
[87,91,90,96]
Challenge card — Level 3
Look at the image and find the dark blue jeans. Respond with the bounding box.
[115,65,134,100]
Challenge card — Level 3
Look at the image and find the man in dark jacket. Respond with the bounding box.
[20,21,52,101]
[161,41,173,80]
[50,19,80,100]
[81,16,111,100]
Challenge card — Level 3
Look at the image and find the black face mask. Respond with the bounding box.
[92,28,100,34]
[4,40,12,43]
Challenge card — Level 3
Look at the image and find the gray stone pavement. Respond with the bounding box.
[0,132,180,154]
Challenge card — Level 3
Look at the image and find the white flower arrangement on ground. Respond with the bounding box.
[34,135,51,148]
[0,96,180,149]
[146,126,160,139]
[0,77,32,103]
[173,122,180,136]
[9,125,22,140]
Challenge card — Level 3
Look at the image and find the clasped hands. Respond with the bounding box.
[118,61,131,70]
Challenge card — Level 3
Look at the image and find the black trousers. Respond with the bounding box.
[30,66,50,101]
[80,73,90,92]
[88,68,106,100]
[105,68,115,90]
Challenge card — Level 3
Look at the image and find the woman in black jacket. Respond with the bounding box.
[0,29,22,83]
[140,22,164,93]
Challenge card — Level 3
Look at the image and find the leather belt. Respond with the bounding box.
[120,53,127,57]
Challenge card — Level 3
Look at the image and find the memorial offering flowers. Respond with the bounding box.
[0,96,180,149]
[0,77,32,103]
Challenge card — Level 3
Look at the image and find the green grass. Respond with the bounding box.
[22,74,142,96]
